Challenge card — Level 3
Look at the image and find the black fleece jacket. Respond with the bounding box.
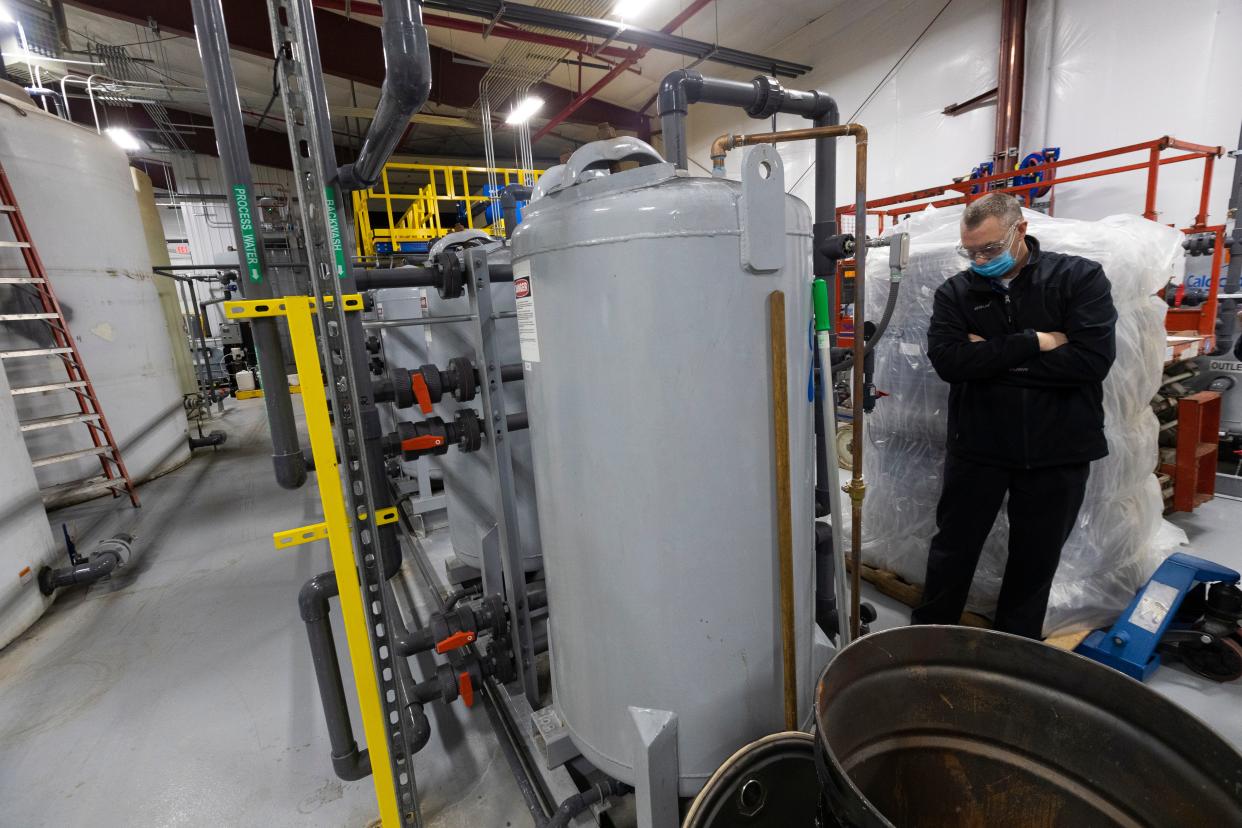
[927,236,1118,468]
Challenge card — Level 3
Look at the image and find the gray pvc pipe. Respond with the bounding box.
[299,571,373,781]
[338,0,432,191]
[190,0,306,489]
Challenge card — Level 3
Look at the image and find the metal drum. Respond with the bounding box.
[815,626,1242,827]
[683,732,819,828]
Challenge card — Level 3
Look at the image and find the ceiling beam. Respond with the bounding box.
[422,0,812,77]
[63,0,647,135]
[312,0,639,61]
[66,100,300,169]
[533,0,715,143]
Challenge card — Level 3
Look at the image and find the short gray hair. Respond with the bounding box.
[962,192,1023,229]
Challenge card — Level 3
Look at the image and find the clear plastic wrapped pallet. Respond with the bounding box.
[860,206,1188,636]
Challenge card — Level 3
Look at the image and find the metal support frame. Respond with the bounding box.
[265,0,422,823]
[226,293,415,825]
[628,707,679,828]
[461,247,539,701]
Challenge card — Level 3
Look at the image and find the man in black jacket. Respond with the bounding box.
[910,193,1117,639]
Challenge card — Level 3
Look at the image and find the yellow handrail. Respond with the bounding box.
[352,162,542,257]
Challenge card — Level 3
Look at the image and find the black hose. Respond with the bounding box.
[814,522,837,639]
[831,276,901,374]
[546,779,632,828]
[187,430,227,450]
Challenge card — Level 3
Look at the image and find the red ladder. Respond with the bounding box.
[0,159,139,507]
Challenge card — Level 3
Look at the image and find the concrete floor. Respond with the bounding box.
[0,397,1239,825]
[0,400,528,828]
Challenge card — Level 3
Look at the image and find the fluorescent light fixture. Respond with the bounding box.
[612,0,653,19]
[105,127,141,152]
[505,95,544,125]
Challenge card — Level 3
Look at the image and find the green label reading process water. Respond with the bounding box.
[232,184,262,283]
[324,188,347,279]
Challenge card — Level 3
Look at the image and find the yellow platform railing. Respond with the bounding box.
[352,163,542,257]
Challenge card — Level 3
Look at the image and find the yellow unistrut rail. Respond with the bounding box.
[225,294,403,827]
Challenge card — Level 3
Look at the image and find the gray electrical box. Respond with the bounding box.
[218,320,244,346]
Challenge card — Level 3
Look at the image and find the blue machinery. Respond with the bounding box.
[1076,552,1241,681]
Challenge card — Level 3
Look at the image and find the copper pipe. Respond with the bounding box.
[713,123,869,638]
[994,0,1027,164]
[768,290,798,730]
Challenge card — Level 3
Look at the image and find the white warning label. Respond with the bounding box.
[514,260,540,363]
[1128,580,1179,633]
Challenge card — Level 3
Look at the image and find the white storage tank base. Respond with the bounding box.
[513,139,816,796]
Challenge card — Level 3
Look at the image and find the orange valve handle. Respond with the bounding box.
[401,434,445,453]
[457,672,474,708]
[410,371,434,415]
[434,630,476,654]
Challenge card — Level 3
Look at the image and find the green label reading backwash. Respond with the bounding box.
[232,184,262,283]
[325,188,347,279]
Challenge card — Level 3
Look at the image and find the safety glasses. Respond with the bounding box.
[956,221,1020,262]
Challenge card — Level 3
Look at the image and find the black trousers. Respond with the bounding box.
[911,453,1090,639]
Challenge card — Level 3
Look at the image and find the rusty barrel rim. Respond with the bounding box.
[814,625,1242,828]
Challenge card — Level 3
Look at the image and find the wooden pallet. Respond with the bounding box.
[848,560,1088,651]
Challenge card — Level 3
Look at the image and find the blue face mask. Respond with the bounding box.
[971,251,1016,278]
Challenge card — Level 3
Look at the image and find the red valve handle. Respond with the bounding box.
[458,672,474,708]
[434,630,476,654]
[410,371,434,415]
[401,434,445,453]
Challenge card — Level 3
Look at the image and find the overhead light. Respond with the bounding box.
[505,95,544,125]
[611,0,653,19]
[105,127,141,152]
[0,5,14,24]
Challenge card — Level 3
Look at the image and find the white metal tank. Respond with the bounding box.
[512,138,815,795]
[424,235,542,573]
[0,363,58,649]
[0,91,189,501]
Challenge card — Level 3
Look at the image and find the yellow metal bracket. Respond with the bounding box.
[276,294,404,826]
[235,385,301,401]
[223,293,363,319]
[273,506,399,550]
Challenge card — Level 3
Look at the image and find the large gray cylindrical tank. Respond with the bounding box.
[0,94,189,501]
[512,139,815,795]
[424,235,542,573]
